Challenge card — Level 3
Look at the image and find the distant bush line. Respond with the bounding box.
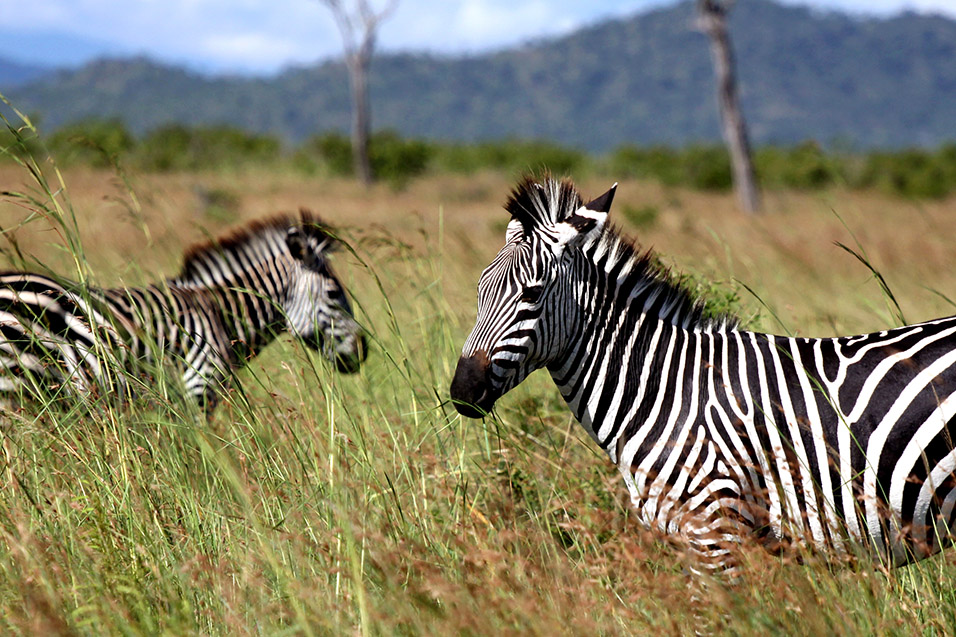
[3,118,956,199]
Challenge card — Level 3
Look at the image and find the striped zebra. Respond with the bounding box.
[0,210,366,410]
[450,175,956,576]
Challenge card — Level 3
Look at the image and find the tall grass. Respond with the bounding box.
[1,110,956,635]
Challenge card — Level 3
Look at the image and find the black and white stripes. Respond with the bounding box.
[0,210,366,409]
[451,175,956,574]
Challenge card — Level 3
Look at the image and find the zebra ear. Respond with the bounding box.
[585,183,617,214]
[286,227,318,267]
[505,218,524,243]
[553,183,615,254]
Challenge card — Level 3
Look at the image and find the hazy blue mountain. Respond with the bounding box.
[0,57,50,88]
[5,0,955,150]
[0,29,131,70]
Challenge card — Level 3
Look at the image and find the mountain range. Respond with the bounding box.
[0,58,49,89]
[2,0,955,151]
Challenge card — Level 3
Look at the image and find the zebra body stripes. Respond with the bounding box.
[451,176,956,574]
[0,210,366,409]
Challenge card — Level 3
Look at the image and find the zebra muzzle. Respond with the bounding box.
[450,350,495,418]
[336,332,368,373]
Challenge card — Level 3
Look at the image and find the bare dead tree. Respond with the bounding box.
[697,0,761,214]
[316,0,398,185]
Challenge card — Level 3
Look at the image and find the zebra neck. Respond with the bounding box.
[550,308,665,452]
[166,255,293,356]
[199,282,286,355]
[548,251,720,458]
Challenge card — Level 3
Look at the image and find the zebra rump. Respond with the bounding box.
[0,209,366,409]
[451,175,956,575]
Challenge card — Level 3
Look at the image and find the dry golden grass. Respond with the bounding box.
[2,161,956,635]
[4,163,953,330]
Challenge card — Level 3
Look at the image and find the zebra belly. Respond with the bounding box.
[616,429,956,569]
[866,404,956,566]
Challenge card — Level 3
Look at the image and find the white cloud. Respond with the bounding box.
[379,0,657,56]
[2,0,955,74]
[198,33,306,71]
[453,0,558,47]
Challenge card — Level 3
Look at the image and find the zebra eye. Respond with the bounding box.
[520,284,544,304]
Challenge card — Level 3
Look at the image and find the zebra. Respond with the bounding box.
[0,209,366,410]
[450,175,956,576]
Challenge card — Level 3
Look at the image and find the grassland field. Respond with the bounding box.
[1,157,956,635]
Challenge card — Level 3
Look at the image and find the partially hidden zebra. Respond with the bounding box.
[451,175,956,576]
[0,209,366,410]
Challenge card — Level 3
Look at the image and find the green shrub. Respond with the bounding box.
[301,132,353,177]
[14,114,956,201]
[674,269,755,325]
[300,130,433,186]
[755,142,842,190]
[434,139,585,176]
[609,144,731,191]
[608,145,681,185]
[369,130,432,187]
[134,125,281,172]
[47,118,135,168]
[135,124,191,172]
[855,148,953,199]
[681,145,733,191]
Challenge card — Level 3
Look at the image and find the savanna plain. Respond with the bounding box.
[2,153,956,635]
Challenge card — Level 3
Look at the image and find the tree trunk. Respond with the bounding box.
[698,0,761,215]
[318,0,397,188]
[347,56,373,186]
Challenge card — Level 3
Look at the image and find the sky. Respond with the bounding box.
[1,0,954,75]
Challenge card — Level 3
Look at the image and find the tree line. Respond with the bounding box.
[3,118,955,200]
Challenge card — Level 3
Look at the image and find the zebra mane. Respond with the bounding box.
[504,175,583,234]
[174,209,334,285]
[592,224,739,331]
[507,175,737,331]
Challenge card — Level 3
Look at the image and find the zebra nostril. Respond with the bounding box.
[450,350,493,417]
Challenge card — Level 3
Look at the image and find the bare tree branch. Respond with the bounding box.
[315,0,398,185]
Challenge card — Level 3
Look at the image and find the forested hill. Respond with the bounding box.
[5,0,956,151]
[0,58,48,88]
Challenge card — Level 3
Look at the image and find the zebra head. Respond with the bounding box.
[450,176,616,417]
[283,214,368,373]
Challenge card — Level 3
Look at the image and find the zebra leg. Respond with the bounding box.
[178,349,234,415]
[197,388,220,414]
[672,492,774,580]
[196,367,245,415]
[679,513,749,579]
[194,368,236,414]
[666,510,757,636]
